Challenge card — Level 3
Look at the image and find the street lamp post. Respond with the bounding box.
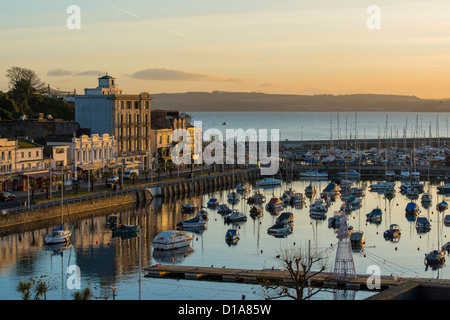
[111,285,117,300]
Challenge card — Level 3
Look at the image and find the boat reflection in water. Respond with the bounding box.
[152,246,194,264]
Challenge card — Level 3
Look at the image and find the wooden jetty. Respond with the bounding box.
[145,264,450,299]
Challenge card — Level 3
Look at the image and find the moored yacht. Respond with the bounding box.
[152,230,194,251]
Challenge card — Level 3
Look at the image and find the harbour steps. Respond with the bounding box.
[145,264,450,300]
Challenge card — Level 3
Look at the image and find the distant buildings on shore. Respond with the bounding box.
[0,74,201,192]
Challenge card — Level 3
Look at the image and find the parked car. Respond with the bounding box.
[107,175,119,183]
[0,192,16,202]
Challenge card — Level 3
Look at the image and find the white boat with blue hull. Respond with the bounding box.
[45,175,72,245]
[257,178,282,186]
[225,229,240,244]
[45,225,72,245]
[177,216,206,229]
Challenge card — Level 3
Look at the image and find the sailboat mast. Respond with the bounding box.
[61,174,64,226]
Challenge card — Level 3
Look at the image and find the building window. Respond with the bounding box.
[36,151,39,157]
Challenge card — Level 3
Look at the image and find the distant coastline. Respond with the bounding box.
[150,91,450,113]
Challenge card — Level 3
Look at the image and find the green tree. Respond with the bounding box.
[43,179,51,199]
[6,66,44,113]
[34,280,49,300]
[129,172,138,184]
[0,91,19,120]
[29,179,38,202]
[72,287,93,300]
[72,180,81,194]
[87,172,98,191]
[16,280,32,300]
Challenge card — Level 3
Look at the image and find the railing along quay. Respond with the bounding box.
[1,167,259,215]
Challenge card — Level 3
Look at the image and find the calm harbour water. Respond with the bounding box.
[1,112,450,300]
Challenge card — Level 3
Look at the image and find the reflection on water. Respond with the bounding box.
[1,178,450,300]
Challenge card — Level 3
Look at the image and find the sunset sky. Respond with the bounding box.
[1,0,450,98]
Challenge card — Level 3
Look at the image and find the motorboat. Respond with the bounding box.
[196,209,208,220]
[152,230,194,251]
[225,229,240,244]
[437,184,450,193]
[112,224,140,236]
[106,214,119,229]
[383,224,401,239]
[257,178,282,186]
[437,200,448,212]
[177,216,206,229]
[267,223,293,236]
[247,192,266,204]
[425,250,446,266]
[405,202,419,215]
[44,224,72,245]
[369,181,395,192]
[406,187,419,198]
[444,215,450,226]
[350,232,365,247]
[236,182,251,192]
[385,170,396,179]
[291,192,305,205]
[276,212,294,225]
[249,204,263,216]
[207,198,219,208]
[421,193,432,203]
[349,187,364,197]
[217,204,232,214]
[227,192,240,203]
[309,198,328,219]
[400,168,410,179]
[224,210,247,223]
[328,214,344,229]
[265,197,284,211]
[366,208,382,223]
[299,170,328,179]
[181,203,198,213]
[416,217,431,232]
[337,169,360,179]
[349,197,362,210]
[305,185,316,196]
[400,182,424,193]
[322,183,341,197]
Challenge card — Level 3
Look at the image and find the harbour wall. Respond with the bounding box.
[0,168,259,229]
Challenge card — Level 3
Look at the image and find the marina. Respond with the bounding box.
[2,174,450,300]
[2,112,450,300]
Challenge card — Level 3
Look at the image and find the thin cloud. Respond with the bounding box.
[129,68,241,82]
[103,2,198,41]
[47,69,103,76]
[47,69,73,76]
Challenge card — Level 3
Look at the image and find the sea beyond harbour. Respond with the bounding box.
[190,112,450,143]
[1,111,450,301]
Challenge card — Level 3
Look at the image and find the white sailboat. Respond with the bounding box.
[45,175,72,245]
